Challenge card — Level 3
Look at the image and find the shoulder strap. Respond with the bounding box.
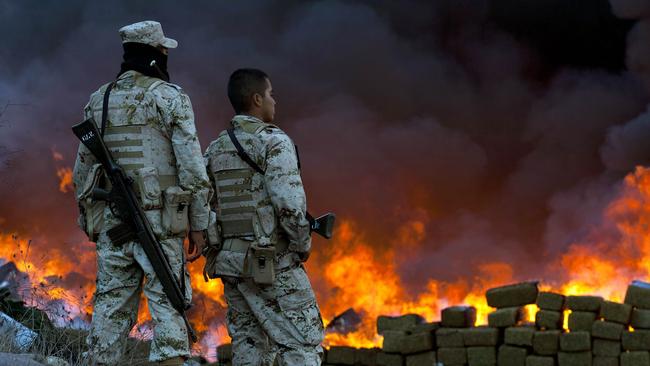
[227,128,265,175]
[100,82,115,137]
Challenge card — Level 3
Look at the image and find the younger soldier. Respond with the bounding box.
[72,21,210,365]
[204,69,324,365]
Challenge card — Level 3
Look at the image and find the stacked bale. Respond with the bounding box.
[376,314,428,366]
[622,281,650,366]
[486,281,539,366]
[437,306,477,365]
[216,343,232,366]
[557,296,601,365]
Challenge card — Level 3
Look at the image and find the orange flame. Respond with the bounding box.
[56,167,73,193]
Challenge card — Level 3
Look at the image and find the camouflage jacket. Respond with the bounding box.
[72,70,211,232]
[204,115,311,277]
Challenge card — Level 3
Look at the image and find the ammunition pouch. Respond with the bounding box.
[162,186,191,236]
[206,210,221,248]
[134,167,163,210]
[77,164,107,242]
[248,243,276,286]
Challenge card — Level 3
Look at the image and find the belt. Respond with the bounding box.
[221,238,289,253]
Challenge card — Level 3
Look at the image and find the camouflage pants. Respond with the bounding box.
[222,265,324,366]
[86,231,191,364]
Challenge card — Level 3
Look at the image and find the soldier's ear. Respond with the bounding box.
[252,93,263,108]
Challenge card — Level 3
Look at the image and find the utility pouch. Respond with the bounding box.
[162,186,191,235]
[249,244,276,286]
[206,210,221,249]
[134,167,163,210]
[78,164,106,242]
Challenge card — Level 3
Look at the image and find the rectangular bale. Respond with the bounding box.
[498,345,528,366]
[486,281,539,308]
[526,355,555,366]
[624,281,650,309]
[592,357,618,366]
[560,331,591,351]
[558,351,592,366]
[631,309,650,329]
[533,330,562,356]
[327,346,357,365]
[593,339,621,357]
[376,351,404,366]
[622,330,650,351]
[468,346,497,366]
[437,328,465,347]
[442,306,477,328]
[405,351,436,366]
[438,347,467,365]
[567,296,604,312]
[355,348,380,366]
[620,351,650,366]
[592,321,625,341]
[399,332,434,355]
[217,343,232,361]
[505,326,536,347]
[600,301,632,325]
[537,292,566,311]
[378,314,425,334]
[408,322,440,335]
[383,331,408,354]
[489,307,523,328]
[569,311,598,332]
[536,310,564,330]
[464,326,501,346]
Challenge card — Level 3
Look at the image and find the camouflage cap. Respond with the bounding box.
[118,20,178,49]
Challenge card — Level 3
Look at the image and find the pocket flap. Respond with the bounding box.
[278,288,316,311]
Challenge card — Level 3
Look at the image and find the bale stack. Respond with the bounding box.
[621,281,650,366]
[436,306,477,366]
[486,281,539,366]
[376,313,430,366]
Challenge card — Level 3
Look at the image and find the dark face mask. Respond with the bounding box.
[118,42,170,82]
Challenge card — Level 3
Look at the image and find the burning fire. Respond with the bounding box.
[3,155,650,358]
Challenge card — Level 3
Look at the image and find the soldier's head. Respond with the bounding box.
[118,21,177,81]
[228,68,276,123]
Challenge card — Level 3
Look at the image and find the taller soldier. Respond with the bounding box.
[72,21,211,365]
[203,69,325,365]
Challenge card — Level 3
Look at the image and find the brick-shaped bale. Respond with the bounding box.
[437,347,467,365]
[592,320,625,341]
[600,301,632,325]
[355,348,380,366]
[537,292,566,311]
[533,330,561,356]
[408,322,440,335]
[631,308,650,329]
[592,357,618,366]
[560,331,591,351]
[442,306,477,328]
[383,331,408,353]
[327,346,357,365]
[217,343,233,361]
[536,310,564,330]
[569,311,598,332]
[467,346,496,366]
[557,351,592,366]
[486,281,539,308]
[624,281,650,309]
[620,351,650,366]
[405,351,436,366]
[400,332,434,355]
[622,330,650,351]
[593,339,621,357]
[376,352,404,366]
[567,296,604,312]
[498,345,528,366]
[464,326,501,346]
[489,307,523,328]
[505,326,536,347]
[526,355,555,366]
[437,328,464,347]
[378,314,425,334]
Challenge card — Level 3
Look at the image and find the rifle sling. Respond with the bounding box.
[227,128,265,174]
[100,82,115,137]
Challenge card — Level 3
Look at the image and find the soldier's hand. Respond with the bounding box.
[187,230,206,262]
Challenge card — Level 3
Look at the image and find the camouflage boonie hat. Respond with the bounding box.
[119,20,178,49]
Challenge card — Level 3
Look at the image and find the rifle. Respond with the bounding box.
[307,212,336,239]
[72,118,197,343]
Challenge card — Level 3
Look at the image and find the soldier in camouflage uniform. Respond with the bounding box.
[72,21,211,366]
[203,69,325,365]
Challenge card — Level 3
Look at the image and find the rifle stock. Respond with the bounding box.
[72,118,197,343]
[307,212,336,239]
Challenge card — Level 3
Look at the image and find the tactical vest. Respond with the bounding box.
[91,75,179,197]
[208,120,278,246]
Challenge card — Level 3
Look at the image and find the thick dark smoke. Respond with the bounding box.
[0,0,649,323]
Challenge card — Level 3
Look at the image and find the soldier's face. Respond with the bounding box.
[260,79,276,123]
